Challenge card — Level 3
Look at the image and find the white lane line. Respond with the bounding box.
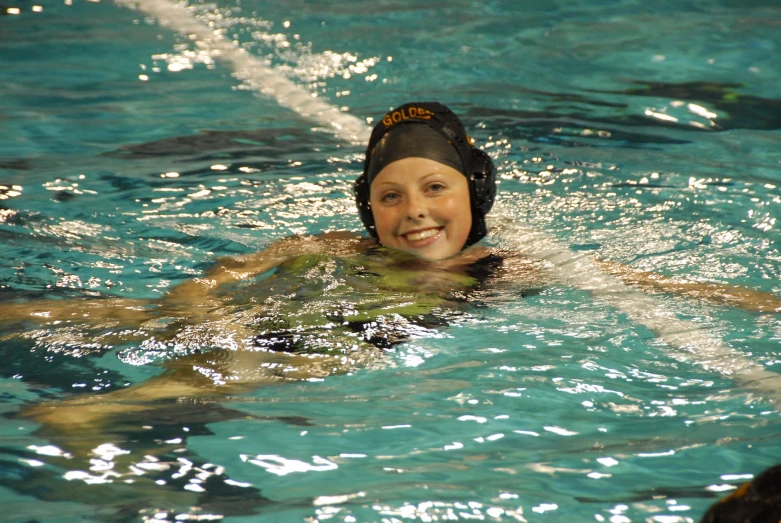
[115,0,370,144]
[491,213,781,404]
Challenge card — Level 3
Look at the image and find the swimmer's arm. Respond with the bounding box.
[23,348,357,435]
[595,260,781,313]
[163,231,373,304]
[1,233,372,326]
[0,297,155,327]
[486,249,551,289]
[161,250,285,305]
[0,242,281,327]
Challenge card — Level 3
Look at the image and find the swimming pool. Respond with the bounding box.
[1,0,780,521]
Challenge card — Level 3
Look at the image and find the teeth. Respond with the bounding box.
[405,228,439,241]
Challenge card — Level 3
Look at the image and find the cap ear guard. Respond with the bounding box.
[462,147,496,248]
[354,173,377,238]
[469,148,496,217]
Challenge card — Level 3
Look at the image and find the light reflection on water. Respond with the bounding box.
[1,0,781,522]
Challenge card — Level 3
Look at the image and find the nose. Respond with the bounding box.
[404,192,427,221]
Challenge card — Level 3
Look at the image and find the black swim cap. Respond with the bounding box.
[365,123,464,185]
[700,465,781,523]
[354,102,496,249]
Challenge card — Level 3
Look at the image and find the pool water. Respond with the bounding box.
[2,0,781,521]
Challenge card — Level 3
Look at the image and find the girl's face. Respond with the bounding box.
[369,157,472,261]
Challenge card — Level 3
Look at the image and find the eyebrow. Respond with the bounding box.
[373,171,452,186]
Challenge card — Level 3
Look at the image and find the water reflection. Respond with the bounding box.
[597,81,781,131]
[106,127,341,162]
[466,80,781,155]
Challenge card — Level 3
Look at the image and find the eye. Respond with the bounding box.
[381,191,400,203]
[427,182,446,193]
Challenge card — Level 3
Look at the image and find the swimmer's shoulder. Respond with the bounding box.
[209,231,376,275]
[458,246,549,287]
[434,246,541,274]
[263,231,378,258]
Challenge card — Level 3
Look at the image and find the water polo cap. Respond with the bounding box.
[354,102,496,249]
[700,465,781,523]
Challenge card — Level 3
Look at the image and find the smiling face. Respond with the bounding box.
[369,157,472,261]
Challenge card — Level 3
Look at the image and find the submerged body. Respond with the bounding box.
[4,232,544,432]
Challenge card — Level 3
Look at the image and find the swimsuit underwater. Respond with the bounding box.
[226,248,504,354]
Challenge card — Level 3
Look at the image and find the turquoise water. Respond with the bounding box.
[2,0,781,521]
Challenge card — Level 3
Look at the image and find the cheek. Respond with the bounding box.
[370,206,398,241]
[447,198,473,247]
[453,207,473,240]
[440,192,472,229]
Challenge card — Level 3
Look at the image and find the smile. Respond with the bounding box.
[403,227,442,242]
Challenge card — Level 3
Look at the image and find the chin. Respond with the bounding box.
[378,235,464,261]
[407,247,461,262]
